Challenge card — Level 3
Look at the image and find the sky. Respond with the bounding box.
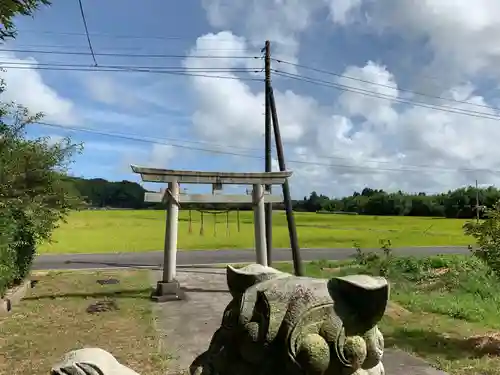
[3,0,500,198]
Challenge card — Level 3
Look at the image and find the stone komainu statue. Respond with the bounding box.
[190,264,388,375]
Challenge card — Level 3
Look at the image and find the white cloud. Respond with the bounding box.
[327,0,362,25]
[184,32,265,147]
[200,0,500,84]
[331,0,500,82]
[184,32,329,148]
[184,29,500,197]
[84,74,121,106]
[83,141,176,175]
[83,73,171,110]
[336,61,399,129]
[201,0,326,64]
[148,144,175,167]
[81,108,148,128]
[83,141,135,154]
[0,52,77,125]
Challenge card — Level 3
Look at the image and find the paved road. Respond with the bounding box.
[32,246,470,270]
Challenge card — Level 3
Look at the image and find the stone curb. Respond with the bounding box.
[0,279,31,315]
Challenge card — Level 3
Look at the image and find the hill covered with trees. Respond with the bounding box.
[68,176,499,218]
[67,176,151,209]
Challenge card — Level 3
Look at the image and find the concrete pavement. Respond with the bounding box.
[33,246,470,270]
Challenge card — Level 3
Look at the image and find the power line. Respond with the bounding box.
[37,121,477,171]
[4,58,500,120]
[9,48,497,118]
[14,29,295,46]
[5,43,251,53]
[14,29,214,41]
[0,48,259,59]
[33,121,500,175]
[10,29,470,90]
[0,64,263,80]
[0,61,261,71]
[77,0,97,66]
[273,58,500,112]
[273,70,500,121]
[6,39,487,111]
[39,121,264,151]
[18,29,190,40]
[4,42,497,168]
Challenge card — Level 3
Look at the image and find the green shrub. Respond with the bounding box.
[352,239,393,277]
[10,209,37,281]
[0,1,63,295]
[464,201,500,277]
[0,80,82,294]
[0,247,16,297]
[0,210,16,296]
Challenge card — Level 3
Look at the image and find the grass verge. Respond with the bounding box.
[0,269,168,375]
[274,255,500,375]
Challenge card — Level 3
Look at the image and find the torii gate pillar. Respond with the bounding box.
[252,183,267,266]
[163,180,180,282]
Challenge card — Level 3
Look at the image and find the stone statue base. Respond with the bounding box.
[51,348,140,375]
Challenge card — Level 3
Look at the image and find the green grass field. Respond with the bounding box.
[38,209,474,254]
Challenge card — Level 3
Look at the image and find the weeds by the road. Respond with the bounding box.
[276,252,500,375]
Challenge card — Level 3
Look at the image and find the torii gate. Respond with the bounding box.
[131,165,292,302]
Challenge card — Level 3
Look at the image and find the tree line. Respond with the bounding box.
[294,187,500,218]
[68,177,500,218]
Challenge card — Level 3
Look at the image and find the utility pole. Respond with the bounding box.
[264,40,273,266]
[269,86,304,276]
[476,179,480,223]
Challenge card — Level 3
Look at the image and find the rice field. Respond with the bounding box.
[38,210,473,254]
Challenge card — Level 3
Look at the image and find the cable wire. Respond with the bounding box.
[33,122,500,175]
[0,48,259,59]
[3,42,496,170]
[10,45,496,118]
[272,58,499,112]
[4,43,253,53]
[39,121,264,151]
[37,121,478,170]
[14,29,218,41]
[14,29,294,46]
[77,0,97,66]
[0,60,262,71]
[273,70,500,121]
[0,64,263,80]
[3,58,499,119]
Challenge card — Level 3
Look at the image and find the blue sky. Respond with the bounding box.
[3,1,500,197]
[9,0,243,192]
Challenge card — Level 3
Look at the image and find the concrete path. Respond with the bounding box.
[150,268,231,375]
[33,246,470,270]
[149,268,447,375]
